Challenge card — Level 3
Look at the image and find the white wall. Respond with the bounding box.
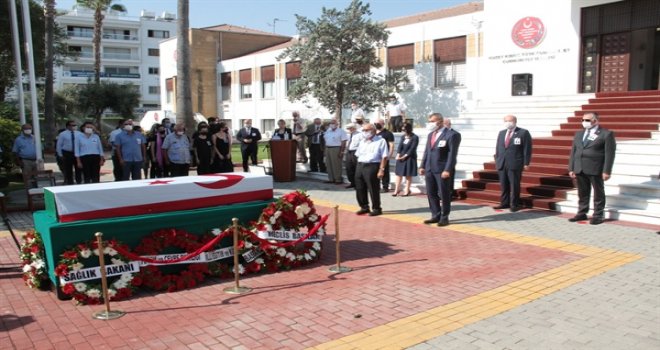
[159,38,178,112]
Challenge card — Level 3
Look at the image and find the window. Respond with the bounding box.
[148,67,159,75]
[67,26,93,38]
[148,86,161,95]
[387,44,415,90]
[261,65,275,99]
[165,78,174,103]
[104,47,132,60]
[220,72,231,101]
[148,48,160,57]
[262,119,275,133]
[434,36,466,88]
[239,69,252,99]
[104,29,133,40]
[148,30,170,39]
[68,45,92,58]
[285,61,301,93]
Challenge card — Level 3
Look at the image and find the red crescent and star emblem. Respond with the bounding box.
[511,17,546,49]
[149,180,173,185]
[194,174,244,189]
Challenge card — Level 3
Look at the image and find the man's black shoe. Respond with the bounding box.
[380,188,389,193]
[423,218,439,224]
[369,209,382,216]
[356,208,370,215]
[345,184,355,189]
[568,214,588,222]
[493,205,510,210]
[437,219,449,227]
[589,217,604,225]
[510,206,521,212]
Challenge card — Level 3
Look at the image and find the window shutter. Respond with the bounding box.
[387,44,414,69]
[434,36,466,63]
[261,65,275,82]
[239,69,252,85]
[286,61,301,79]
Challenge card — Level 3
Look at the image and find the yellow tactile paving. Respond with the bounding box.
[309,199,643,350]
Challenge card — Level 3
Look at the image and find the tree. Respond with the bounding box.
[176,0,194,134]
[44,0,57,150]
[74,81,140,131]
[75,0,126,85]
[278,0,406,121]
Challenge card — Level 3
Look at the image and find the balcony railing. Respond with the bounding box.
[64,70,140,79]
[102,52,138,60]
[103,33,139,41]
[67,31,93,38]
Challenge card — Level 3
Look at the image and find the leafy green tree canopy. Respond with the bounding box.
[278,0,405,118]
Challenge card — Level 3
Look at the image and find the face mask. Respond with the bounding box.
[158,130,165,134]
[582,121,593,129]
[329,124,337,130]
[84,127,93,134]
[375,124,383,130]
[23,129,32,135]
[356,120,363,125]
[361,131,373,139]
[124,125,133,131]
[164,122,171,128]
[504,121,515,130]
[176,131,184,136]
[245,124,251,128]
[425,123,436,132]
[200,129,208,134]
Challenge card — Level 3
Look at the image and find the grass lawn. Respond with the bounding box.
[229,142,271,163]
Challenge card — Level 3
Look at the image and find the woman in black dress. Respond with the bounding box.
[393,122,418,196]
[193,123,213,174]
[212,122,233,172]
[272,119,293,140]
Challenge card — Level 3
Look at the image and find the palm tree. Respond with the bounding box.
[76,0,126,85]
[44,0,57,150]
[176,0,194,134]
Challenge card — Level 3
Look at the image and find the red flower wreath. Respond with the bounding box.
[133,229,213,292]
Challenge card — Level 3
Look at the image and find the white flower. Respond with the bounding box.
[22,264,33,273]
[71,263,84,271]
[276,248,287,257]
[309,214,318,222]
[304,253,312,261]
[274,211,282,219]
[269,217,276,225]
[92,248,100,256]
[211,228,222,236]
[238,264,245,275]
[107,289,117,298]
[309,250,316,257]
[257,231,268,239]
[27,237,35,244]
[110,258,125,266]
[265,224,273,232]
[113,280,126,289]
[31,259,45,270]
[104,247,117,256]
[86,288,101,298]
[120,273,133,282]
[74,283,87,292]
[296,255,303,261]
[245,241,253,249]
[317,228,325,236]
[312,242,321,251]
[286,252,296,261]
[294,206,306,219]
[255,258,264,265]
[80,249,92,259]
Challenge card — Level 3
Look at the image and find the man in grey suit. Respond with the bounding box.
[568,112,616,225]
[494,115,532,212]
[419,113,461,227]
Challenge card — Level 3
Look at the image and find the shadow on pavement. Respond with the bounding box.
[0,314,35,331]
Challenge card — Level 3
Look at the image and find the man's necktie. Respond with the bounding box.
[431,129,439,146]
[71,130,75,150]
[582,130,590,146]
[504,129,512,148]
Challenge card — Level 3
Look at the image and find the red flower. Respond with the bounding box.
[248,261,261,273]
[62,283,75,295]
[55,264,69,277]
[131,276,143,287]
[62,250,78,260]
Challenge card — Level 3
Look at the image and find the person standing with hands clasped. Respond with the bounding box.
[56,120,82,185]
[162,124,192,177]
[344,123,362,189]
[494,115,532,212]
[354,123,389,217]
[75,122,104,183]
[322,118,348,184]
[419,113,460,227]
[393,122,418,197]
[236,119,262,172]
[115,119,146,181]
[305,118,326,173]
[568,112,616,225]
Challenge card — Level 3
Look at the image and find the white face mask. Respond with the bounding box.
[124,125,133,131]
[504,121,515,130]
[176,131,184,136]
[582,121,593,129]
[425,123,437,132]
[329,124,337,130]
[23,129,32,135]
[361,131,373,139]
[84,127,93,134]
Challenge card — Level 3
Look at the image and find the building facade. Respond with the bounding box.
[54,6,177,112]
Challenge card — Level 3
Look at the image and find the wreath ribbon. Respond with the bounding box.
[248,214,329,248]
[110,228,232,264]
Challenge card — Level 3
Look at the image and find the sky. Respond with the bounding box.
[55,0,475,36]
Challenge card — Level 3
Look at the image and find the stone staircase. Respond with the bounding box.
[457,90,660,225]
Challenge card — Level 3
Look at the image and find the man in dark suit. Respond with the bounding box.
[235,118,262,172]
[568,112,616,225]
[305,118,326,173]
[419,113,460,227]
[443,118,461,199]
[494,115,533,212]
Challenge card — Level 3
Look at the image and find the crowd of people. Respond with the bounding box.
[10,103,615,226]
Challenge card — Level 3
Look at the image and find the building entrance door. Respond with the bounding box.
[599,32,631,92]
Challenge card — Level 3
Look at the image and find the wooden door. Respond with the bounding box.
[599,32,630,92]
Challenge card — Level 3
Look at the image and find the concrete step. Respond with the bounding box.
[554,200,660,226]
[564,190,660,211]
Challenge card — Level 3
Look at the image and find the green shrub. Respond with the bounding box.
[0,117,22,173]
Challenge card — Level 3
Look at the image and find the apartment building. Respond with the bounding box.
[54,6,177,112]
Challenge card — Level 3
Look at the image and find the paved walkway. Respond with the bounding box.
[1,174,659,349]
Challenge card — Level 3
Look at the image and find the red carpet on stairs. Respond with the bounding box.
[457,90,660,210]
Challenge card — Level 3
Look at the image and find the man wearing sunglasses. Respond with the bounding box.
[568,112,616,225]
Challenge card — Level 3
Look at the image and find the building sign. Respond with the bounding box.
[511,17,546,49]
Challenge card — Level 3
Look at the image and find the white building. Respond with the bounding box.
[55,6,177,112]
